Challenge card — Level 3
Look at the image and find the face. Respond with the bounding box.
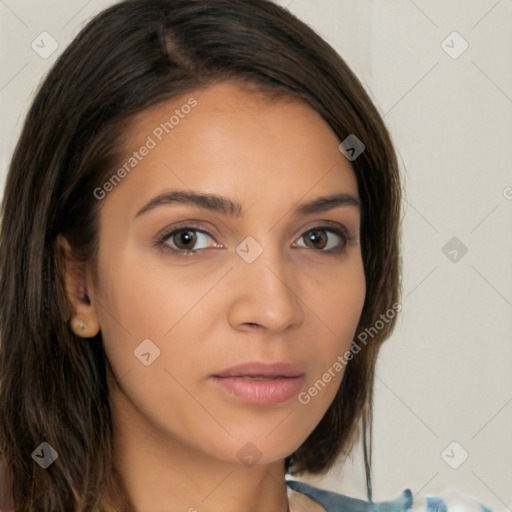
[81,81,365,467]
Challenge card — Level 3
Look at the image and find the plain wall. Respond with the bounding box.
[1,0,511,509]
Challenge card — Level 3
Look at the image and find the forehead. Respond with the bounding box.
[103,80,359,216]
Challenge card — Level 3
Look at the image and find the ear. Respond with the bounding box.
[56,234,100,338]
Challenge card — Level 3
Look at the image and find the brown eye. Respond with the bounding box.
[297,227,348,252]
[303,230,328,250]
[172,229,198,250]
[158,227,216,254]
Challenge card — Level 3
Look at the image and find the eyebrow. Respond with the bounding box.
[134,190,361,219]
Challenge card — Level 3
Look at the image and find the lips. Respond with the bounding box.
[212,362,304,379]
[210,362,305,405]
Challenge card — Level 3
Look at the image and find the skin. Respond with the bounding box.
[62,81,366,512]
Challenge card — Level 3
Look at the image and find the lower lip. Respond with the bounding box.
[210,376,305,405]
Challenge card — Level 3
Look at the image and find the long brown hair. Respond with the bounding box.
[0,0,402,510]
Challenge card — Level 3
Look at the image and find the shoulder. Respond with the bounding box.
[285,479,495,512]
[410,489,495,512]
[286,478,412,511]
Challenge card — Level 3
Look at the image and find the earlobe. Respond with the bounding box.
[56,234,101,339]
[70,316,100,338]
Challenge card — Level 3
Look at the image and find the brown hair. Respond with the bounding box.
[0,0,401,510]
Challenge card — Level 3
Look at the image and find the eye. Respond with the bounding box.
[154,224,350,257]
[158,227,217,255]
[294,227,349,253]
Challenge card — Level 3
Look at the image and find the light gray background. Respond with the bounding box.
[1,0,511,509]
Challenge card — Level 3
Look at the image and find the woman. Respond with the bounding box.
[0,0,495,510]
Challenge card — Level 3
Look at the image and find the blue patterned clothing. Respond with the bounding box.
[286,479,495,511]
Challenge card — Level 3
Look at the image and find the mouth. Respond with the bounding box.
[210,362,305,404]
[212,362,304,379]
[235,376,285,380]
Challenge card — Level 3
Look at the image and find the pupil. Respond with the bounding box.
[308,230,326,249]
[178,230,195,249]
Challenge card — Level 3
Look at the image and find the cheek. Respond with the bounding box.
[307,254,366,352]
[97,252,217,339]
[297,254,366,399]
[94,249,230,391]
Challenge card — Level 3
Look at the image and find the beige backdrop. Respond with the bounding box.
[1,0,511,509]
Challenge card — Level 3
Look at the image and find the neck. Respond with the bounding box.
[113,436,291,511]
[106,380,292,512]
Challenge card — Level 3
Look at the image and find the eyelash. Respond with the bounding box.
[153,223,353,257]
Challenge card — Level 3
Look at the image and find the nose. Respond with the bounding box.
[226,240,305,334]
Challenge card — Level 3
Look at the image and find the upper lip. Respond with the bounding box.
[212,362,304,378]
